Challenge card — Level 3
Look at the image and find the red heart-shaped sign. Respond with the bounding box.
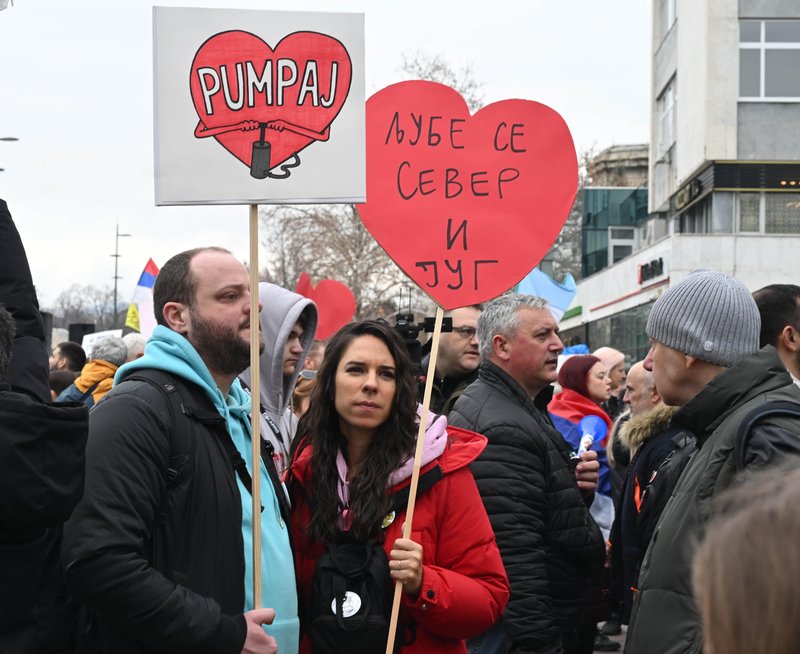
[189,30,352,173]
[296,272,356,340]
[356,81,577,309]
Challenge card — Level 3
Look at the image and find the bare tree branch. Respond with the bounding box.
[400,51,484,113]
[259,204,433,320]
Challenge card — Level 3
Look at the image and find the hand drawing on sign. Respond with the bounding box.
[189,30,352,180]
[193,119,331,178]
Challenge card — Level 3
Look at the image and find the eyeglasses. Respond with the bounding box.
[451,326,477,339]
[298,369,317,380]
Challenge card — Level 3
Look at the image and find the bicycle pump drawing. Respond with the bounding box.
[153,8,365,205]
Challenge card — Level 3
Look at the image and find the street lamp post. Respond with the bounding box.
[112,223,132,328]
[0,136,19,172]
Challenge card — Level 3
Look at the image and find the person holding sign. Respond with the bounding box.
[286,320,509,654]
[448,295,605,654]
[63,248,297,654]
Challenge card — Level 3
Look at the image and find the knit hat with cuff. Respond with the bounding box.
[645,270,760,367]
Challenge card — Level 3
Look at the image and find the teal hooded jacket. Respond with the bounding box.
[118,326,299,652]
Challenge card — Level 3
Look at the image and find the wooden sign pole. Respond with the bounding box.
[249,204,263,608]
[384,305,445,653]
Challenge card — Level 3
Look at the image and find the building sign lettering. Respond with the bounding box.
[675,179,703,211]
[638,257,664,284]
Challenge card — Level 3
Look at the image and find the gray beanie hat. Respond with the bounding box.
[646,270,760,367]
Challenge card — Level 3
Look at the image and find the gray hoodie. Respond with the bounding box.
[240,283,318,474]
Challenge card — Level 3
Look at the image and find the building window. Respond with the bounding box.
[656,79,676,160]
[740,20,800,100]
[612,244,633,263]
[765,194,800,233]
[658,0,676,40]
[587,301,655,363]
[678,196,712,234]
[737,192,800,233]
[665,0,676,32]
[610,228,635,240]
[739,192,761,232]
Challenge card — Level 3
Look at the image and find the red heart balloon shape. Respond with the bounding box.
[356,81,577,309]
[189,30,352,173]
[295,272,356,340]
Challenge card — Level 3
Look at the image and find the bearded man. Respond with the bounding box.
[63,247,298,654]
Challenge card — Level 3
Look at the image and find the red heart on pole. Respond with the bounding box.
[189,30,352,172]
[356,81,577,309]
[295,272,356,340]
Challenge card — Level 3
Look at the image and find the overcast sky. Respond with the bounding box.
[0,0,652,309]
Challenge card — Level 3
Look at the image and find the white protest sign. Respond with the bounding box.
[153,7,365,205]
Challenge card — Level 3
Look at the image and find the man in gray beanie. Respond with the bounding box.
[625,270,800,654]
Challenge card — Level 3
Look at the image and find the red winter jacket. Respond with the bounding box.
[287,426,509,654]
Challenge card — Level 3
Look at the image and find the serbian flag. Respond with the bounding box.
[125,258,159,338]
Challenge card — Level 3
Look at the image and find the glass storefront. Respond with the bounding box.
[582,187,649,278]
[560,300,655,365]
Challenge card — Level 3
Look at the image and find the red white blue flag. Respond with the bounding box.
[125,258,160,338]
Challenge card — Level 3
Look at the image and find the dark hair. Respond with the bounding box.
[0,305,16,382]
[153,247,230,327]
[49,369,78,396]
[558,354,601,399]
[296,320,418,543]
[56,341,87,372]
[753,284,800,348]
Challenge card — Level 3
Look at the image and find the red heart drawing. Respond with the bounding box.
[356,81,577,309]
[189,30,352,173]
[295,272,356,340]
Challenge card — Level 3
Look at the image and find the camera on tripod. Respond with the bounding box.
[393,312,452,377]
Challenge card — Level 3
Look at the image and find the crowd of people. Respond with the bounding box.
[3,194,800,654]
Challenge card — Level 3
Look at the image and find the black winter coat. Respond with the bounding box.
[625,347,800,654]
[0,198,89,654]
[62,375,252,654]
[449,362,605,654]
[608,405,680,623]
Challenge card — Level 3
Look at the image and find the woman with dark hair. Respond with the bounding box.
[287,320,509,654]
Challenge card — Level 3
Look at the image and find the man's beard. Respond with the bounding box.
[189,310,263,377]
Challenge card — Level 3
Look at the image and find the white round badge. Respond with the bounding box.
[331,591,362,618]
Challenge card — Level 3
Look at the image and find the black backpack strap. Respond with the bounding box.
[124,370,187,488]
[78,381,101,403]
[389,464,444,515]
[735,400,800,471]
[124,370,262,511]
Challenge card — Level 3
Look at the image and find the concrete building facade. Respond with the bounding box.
[560,0,800,361]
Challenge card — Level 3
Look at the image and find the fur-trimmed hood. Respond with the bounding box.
[619,403,679,454]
